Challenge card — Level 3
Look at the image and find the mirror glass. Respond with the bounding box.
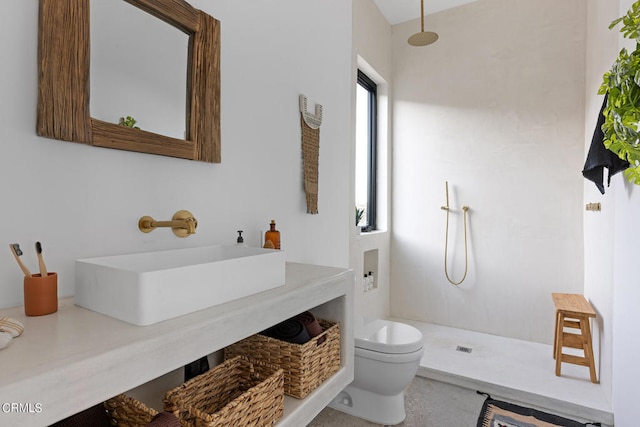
[90,0,188,139]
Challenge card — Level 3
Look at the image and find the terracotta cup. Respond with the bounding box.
[24,272,58,316]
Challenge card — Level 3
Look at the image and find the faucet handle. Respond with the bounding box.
[172,210,197,237]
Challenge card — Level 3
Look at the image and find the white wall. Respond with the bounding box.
[584,0,640,422]
[0,0,353,309]
[583,0,620,408]
[390,0,586,344]
[350,0,393,319]
[584,2,640,419]
[609,176,640,424]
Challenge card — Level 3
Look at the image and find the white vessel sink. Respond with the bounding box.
[75,245,286,326]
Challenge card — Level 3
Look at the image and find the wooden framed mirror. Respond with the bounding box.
[37,0,221,163]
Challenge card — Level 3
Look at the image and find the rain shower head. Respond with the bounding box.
[408,31,439,46]
[408,0,439,46]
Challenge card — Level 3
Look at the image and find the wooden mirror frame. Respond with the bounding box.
[37,0,220,163]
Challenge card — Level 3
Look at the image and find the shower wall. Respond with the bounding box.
[390,0,586,344]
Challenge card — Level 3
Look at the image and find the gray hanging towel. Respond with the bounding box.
[582,93,629,194]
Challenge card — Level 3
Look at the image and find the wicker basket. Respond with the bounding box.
[163,356,284,427]
[224,319,340,399]
[104,394,158,427]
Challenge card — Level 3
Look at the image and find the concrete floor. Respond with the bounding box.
[308,376,485,426]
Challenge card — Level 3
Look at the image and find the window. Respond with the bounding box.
[355,70,377,231]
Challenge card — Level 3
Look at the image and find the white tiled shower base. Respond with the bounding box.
[393,319,614,426]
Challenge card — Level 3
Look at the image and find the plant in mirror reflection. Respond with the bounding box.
[119,116,140,129]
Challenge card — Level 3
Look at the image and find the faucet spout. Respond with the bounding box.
[138,210,198,237]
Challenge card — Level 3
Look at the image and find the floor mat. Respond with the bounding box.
[476,393,597,427]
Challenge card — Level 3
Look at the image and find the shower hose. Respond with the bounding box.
[443,204,469,286]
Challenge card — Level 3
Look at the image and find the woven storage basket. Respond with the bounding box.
[224,319,340,399]
[163,356,284,427]
[104,394,158,426]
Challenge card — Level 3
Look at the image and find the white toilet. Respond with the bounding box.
[329,318,424,425]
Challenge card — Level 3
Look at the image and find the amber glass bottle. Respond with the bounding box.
[264,220,281,250]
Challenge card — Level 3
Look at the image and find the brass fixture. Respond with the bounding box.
[408,0,439,47]
[138,210,198,237]
[585,203,601,212]
[441,182,470,286]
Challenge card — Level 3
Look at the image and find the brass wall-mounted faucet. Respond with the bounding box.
[138,210,198,237]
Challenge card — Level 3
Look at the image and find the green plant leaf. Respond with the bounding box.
[118,115,140,129]
[609,17,624,30]
[599,2,640,185]
[355,206,365,226]
[624,164,640,184]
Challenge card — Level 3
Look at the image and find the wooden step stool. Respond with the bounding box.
[552,293,598,383]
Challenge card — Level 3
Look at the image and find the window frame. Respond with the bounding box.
[357,69,378,232]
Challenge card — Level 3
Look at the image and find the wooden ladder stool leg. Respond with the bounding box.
[553,310,559,359]
[554,312,583,368]
[580,316,598,383]
[554,311,565,375]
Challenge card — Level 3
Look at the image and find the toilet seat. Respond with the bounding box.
[354,318,423,354]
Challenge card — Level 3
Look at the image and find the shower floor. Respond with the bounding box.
[391,318,614,426]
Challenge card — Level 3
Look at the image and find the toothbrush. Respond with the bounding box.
[35,241,48,277]
[9,243,32,278]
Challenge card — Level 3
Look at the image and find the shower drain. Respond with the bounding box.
[456,345,473,353]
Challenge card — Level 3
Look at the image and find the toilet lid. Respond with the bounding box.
[354,319,423,354]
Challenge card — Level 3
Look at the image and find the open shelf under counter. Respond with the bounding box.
[0,262,354,427]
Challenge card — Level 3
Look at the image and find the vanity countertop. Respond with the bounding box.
[0,262,354,427]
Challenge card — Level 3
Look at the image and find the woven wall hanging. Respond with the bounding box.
[299,95,323,214]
